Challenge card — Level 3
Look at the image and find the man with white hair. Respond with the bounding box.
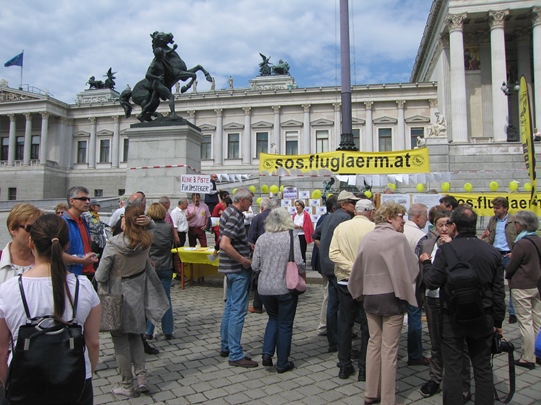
[329,199,376,381]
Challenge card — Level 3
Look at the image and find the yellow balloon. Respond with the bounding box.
[387,183,396,191]
[256,197,262,205]
[509,181,519,192]
[280,185,284,192]
[312,189,322,199]
[232,188,238,195]
[249,185,256,193]
[441,182,450,192]
[261,185,269,193]
[416,183,425,192]
[464,183,473,192]
[489,181,498,191]
[364,191,373,199]
[270,185,279,194]
[524,182,533,191]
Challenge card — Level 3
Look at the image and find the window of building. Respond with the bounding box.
[285,131,298,155]
[1,137,8,161]
[8,187,16,201]
[228,133,240,159]
[255,132,268,158]
[94,189,103,197]
[122,139,129,162]
[99,139,110,163]
[15,136,24,160]
[31,135,40,160]
[77,141,87,164]
[352,128,360,150]
[316,130,329,153]
[201,135,211,160]
[118,189,125,196]
[410,127,424,148]
[378,128,392,151]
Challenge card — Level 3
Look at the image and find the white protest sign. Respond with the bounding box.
[180,174,211,193]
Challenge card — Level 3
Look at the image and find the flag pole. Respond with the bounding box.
[19,50,24,90]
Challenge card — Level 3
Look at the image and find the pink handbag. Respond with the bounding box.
[286,230,306,294]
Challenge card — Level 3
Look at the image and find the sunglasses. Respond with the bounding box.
[72,197,90,202]
[19,224,32,233]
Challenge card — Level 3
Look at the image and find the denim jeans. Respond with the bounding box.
[220,269,251,361]
[146,269,174,335]
[260,293,299,370]
[500,253,515,315]
[327,275,339,349]
[407,303,424,360]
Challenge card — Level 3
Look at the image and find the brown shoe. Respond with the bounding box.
[228,357,258,368]
[407,356,430,366]
[248,306,263,314]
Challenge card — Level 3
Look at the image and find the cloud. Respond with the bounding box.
[0,0,431,103]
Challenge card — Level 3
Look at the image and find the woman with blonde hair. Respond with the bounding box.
[145,203,175,341]
[0,214,100,404]
[0,203,43,284]
[96,205,167,398]
[349,202,419,405]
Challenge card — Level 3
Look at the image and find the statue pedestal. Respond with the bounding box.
[76,88,119,105]
[124,122,203,199]
[249,75,296,91]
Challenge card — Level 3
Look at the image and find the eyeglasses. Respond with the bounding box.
[19,224,32,233]
[55,211,64,216]
[245,198,253,203]
[397,214,404,218]
[72,197,90,202]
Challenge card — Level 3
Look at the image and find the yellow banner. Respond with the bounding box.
[450,193,541,216]
[259,148,430,175]
[519,76,537,206]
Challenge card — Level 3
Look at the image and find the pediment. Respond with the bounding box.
[311,118,334,126]
[281,119,303,128]
[251,120,273,129]
[223,122,245,130]
[373,116,397,124]
[0,88,45,103]
[97,129,113,136]
[73,131,90,138]
[198,123,216,131]
[352,117,366,125]
[405,115,430,124]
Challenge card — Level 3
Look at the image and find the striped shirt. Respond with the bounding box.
[218,205,250,274]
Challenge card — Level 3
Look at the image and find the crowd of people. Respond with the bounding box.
[0,180,540,404]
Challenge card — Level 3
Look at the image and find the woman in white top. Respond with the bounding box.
[0,214,101,404]
[291,200,314,264]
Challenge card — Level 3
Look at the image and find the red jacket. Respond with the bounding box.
[292,211,314,244]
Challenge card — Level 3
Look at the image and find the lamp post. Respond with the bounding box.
[501,81,520,142]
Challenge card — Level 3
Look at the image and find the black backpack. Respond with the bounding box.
[440,243,485,324]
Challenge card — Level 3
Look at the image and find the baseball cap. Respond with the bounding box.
[355,199,375,212]
[89,199,101,206]
[336,190,361,202]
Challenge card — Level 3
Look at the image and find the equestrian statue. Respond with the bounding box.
[120,31,213,123]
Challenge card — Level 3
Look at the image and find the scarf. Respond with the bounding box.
[515,230,537,242]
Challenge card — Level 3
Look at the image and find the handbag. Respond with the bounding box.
[286,230,306,294]
[5,275,86,405]
[99,280,124,332]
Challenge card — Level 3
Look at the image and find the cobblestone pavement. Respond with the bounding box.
[94,274,540,405]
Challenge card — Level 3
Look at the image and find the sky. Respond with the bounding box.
[0,0,433,104]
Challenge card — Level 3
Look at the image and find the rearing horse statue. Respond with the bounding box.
[120,31,213,122]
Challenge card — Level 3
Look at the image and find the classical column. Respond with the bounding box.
[112,115,120,167]
[187,110,196,125]
[88,117,96,168]
[302,104,311,154]
[243,107,252,164]
[60,118,74,168]
[272,105,280,154]
[478,30,493,138]
[439,34,452,137]
[7,114,16,166]
[447,13,469,142]
[214,109,223,164]
[396,100,406,150]
[39,112,49,164]
[364,102,373,152]
[332,102,341,150]
[532,7,541,129]
[489,9,510,142]
[23,113,32,165]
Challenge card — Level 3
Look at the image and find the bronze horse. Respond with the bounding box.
[120,32,213,122]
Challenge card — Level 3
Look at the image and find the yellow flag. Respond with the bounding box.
[519,76,537,206]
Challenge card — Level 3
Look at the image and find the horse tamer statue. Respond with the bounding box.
[120,31,213,122]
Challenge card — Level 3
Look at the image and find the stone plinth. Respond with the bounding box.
[124,122,203,199]
[76,88,120,105]
[249,75,297,91]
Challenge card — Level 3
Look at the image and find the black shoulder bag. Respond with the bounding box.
[5,275,87,405]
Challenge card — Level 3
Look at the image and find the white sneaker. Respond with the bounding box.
[137,375,150,394]
[111,384,139,398]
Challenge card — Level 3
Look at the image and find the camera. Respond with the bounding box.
[491,333,514,354]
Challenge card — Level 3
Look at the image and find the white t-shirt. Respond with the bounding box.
[0,274,100,379]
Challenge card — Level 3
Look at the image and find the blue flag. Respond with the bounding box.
[4,52,23,67]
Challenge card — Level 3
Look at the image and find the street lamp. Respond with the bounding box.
[501,81,520,142]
